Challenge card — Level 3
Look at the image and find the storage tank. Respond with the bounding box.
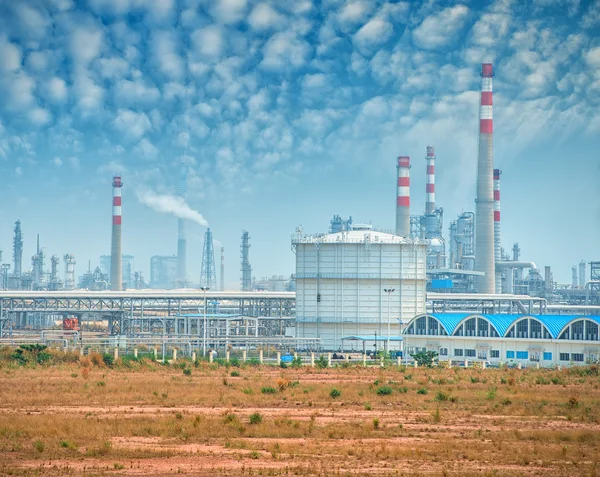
[292,229,427,350]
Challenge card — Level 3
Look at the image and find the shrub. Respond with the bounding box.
[291,356,303,368]
[230,370,240,377]
[417,388,428,395]
[102,353,114,367]
[249,412,263,425]
[34,440,45,453]
[373,418,380,429]
[329,388,341,399]
[398,387,409,393]
[261,387,277,394]
[246,357,261,366]
[470,376,480,384]
[412,350,439,368]
[567,396,579,409]
[486,387,497,400]
[315,355,328,369]
[229,357,241,367]
[183,367,192,376]
[60,440,77,450]
[364,402,372,410]
[376,386,393,396]
[435,391,450,402]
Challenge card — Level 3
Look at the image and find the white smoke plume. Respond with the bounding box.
[136,190,208,226]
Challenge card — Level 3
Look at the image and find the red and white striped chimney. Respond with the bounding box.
[395,156,410,237]
[111,175,123,291]
[474,63,495,294]
[425,146,435,215]
[494,168,501,293]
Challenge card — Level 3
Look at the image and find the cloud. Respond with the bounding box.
[585,47,600,69]
[151,31,184,79]
[70,26,104,66]
[412,5,470,50]
[470,12,511,48]
[191,25,226,59]
[0,37,22,72]
[212,0,248,24]
[260,32,311,71]
[337,1,374,28]
[114,79,161,107]
[353,18,394,52]
[44,77,68,103]
[52,157,63,167]
[248,3,286,30]
[134,138,159,160]
[15,167,23,176]
[72,73,104,113]
[29,108,52,126]
[136,189,209,226]
[1,72,35,111]
[113,109,152,141]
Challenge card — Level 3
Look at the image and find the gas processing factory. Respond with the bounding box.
[1,64,599,367]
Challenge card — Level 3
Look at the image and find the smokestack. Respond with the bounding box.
[13,220,23,277]
[493,168,502,293]
[474,62,495,294]
[572,265,578,287]
[579,260,586,287]
[176,164,187,287]
[111,175,123,291]
[425,146,435,215]
[220,246,225,291]
[395,156,410,237]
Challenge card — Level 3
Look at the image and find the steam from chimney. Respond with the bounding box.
[137,190,208,227]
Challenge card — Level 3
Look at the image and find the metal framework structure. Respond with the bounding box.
[241,230,252,291]
[0,291,295,338]
[200,228,217,289]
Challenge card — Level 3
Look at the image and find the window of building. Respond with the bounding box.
[571,353,584,362]
[543,352,552,361]
[530,320,542,339]
[506,350,515,359]
[559,353,570,361]
[571,321,584,340]
[490,327,499,338]
[454,324,464,336]
[506,326,515,338]
[439,348,448,356]
[516,351,528,360]
[454,349,463,357]
[477,318,489,337]
[516,320,528,338]
[490,350,500,358]
[529,352,540,362]
[465,349,476,357]
[406,323,415,335]
[428,317,439,335]
[416,317,427,335]
[477,350,487,360]
[559,329,569,340]
[586,321,599,341]
[465,319,476,337]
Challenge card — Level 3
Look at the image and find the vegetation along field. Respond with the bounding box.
[1,346,600,476]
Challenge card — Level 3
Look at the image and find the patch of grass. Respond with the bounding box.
[249,412,263,425]
[182,367,192,376]
[364,402,372,411]
[376,386,393,396]
[486,387,497,400]
[329,388,341,399]
[417,388,428,395]
[435,390,450,402]
[230,370,240,377]
[60,440,77,450]
[261,386,277,394]
[373,418,380,429]
[33,440,44,453]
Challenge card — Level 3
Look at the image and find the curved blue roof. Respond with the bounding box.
[411,314,600,339]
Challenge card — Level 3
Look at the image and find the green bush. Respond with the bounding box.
[435,391,450,402]
[230,370,240,377]
[315,355,328,369]
[261,387,277,394]
[246,357,261,367]
[102,353,114,367]
[291,356,303,368]
[412,350,439,368]
[329,388,341,399]
[417,388,428,395]
[376,386,393,396]
[182,367,192,376]
[249,412,263,425]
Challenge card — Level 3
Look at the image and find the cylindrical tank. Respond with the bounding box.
[293,230,427,350]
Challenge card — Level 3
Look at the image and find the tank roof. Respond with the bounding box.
[292,230,421,244]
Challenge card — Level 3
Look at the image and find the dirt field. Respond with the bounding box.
[1,354,600,476]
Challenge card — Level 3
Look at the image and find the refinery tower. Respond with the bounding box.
[111,176,123,291]
[474,63,495,294]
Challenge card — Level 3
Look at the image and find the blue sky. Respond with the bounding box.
[0,0,599,287]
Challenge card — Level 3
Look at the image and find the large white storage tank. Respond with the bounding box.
[293,227,427,350]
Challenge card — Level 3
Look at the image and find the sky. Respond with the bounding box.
[0,0,599,288]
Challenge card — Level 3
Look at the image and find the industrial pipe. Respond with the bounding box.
[496,261,538,271]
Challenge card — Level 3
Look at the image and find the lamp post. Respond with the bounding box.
[200,286,209,356]
[383,288,395,356]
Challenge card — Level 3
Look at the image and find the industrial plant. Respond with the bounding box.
[0,63,598,367]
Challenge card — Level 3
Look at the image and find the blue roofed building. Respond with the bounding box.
[403,313,600,366]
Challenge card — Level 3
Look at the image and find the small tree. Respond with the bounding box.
[412,350,439,368]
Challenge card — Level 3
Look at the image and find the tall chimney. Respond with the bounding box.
[111,175,123,291]
[474,62,495,294]
[493,168,502,293]
[579,260,586,287]
[395,156,411,237]
[425,146,435,215]
[176,164,187,287]
[572,265,578,287]
[220,246,225,291]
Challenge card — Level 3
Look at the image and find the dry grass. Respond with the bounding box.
[1,352,600,476]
